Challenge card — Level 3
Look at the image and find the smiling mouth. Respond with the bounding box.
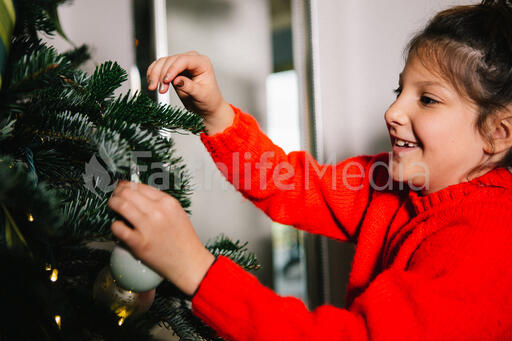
[394,138,417,148]
[391,136,421,153]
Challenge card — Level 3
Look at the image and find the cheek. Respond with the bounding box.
[416,113,485,181]
[423,117,483,159]
[416,117,458,159]
[416,119,444,148]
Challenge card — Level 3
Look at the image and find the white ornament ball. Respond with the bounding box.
[110,245,163,292]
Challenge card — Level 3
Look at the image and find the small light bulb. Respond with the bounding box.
[116,307,129,326]
[54,315,61,329]
[45,264,52,271]
[28,213,34,222]
[50,269,58,282]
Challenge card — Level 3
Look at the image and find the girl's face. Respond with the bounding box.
[384,55,488,194]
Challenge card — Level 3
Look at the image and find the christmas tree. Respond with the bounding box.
[0,0,259,339]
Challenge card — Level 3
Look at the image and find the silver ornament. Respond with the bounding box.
[93,266,155,323]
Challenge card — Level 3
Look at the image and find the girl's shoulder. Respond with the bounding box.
[402,166,512,221]
[446,179,512,232]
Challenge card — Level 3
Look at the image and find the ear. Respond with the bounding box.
[487,108,512,154]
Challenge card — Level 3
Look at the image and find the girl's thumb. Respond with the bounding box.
[174,76,194,95]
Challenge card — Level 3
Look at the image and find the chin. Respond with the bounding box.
[389,162,429,191]
[388,160,406,182]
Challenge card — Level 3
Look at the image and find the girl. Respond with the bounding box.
[108,1,512,339]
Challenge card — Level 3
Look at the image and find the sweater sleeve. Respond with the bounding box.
[201,105,390,242]
[193,220,512,341]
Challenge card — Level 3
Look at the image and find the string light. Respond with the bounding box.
[54,315,61,329]
[50,269,58,282]
[45,264,52,271]
[28,213,34,222]
[116,307,128,327]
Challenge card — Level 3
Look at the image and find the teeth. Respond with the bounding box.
[395,139,417,148]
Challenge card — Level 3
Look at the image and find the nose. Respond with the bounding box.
[384,98,408,128]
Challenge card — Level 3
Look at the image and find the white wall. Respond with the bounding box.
[164,0,274,288]
[315,0,472,161]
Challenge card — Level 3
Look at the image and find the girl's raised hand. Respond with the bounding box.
[147,52,234,135]
[108,181,215,296]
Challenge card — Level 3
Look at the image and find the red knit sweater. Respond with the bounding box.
[192,105,512,340]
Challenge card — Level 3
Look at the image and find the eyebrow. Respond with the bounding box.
[398,73,448,90]
[415,80,446,88]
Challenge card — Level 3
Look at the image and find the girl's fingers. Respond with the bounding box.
[163,55,206,86]
[135,183,168,201]
[147,60,162,90]
[156,53,198,84]
[113,186,155,213]
[111,220,141,250]
[108,195,145,227]
[115,181,166,201]
[158,56,180,93]
[147,53,205,93]
[174,75,197,98]
[147,58,169,90]
[160,56,179,84]
[147,60,157,80]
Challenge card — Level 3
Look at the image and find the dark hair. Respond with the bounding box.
[406,0,512,168]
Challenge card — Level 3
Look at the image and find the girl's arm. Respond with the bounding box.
[201,105,391,242]
[192,215,512,340]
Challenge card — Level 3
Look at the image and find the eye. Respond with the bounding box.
[393,87,402,98]
[420,95,438,105]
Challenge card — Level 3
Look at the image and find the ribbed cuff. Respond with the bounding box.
[200,104,262,161]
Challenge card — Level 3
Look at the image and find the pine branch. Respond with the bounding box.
[60,189,115,242]
[35,112,133,174]
[0,157,64,240]
[25,61,129,123]
[0,116,16,141]
[86,61,128,104]
[36,111,95,144]
[145,296,222,341]
[25,70,93,118]
[206,234,261,271]
[33,148,85,185]
[7,45,71,93]
[103,92,205,134]
[54,246,110,282]
[99,118,193,210]
[14,0,64,36]
[62,44,91,68]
